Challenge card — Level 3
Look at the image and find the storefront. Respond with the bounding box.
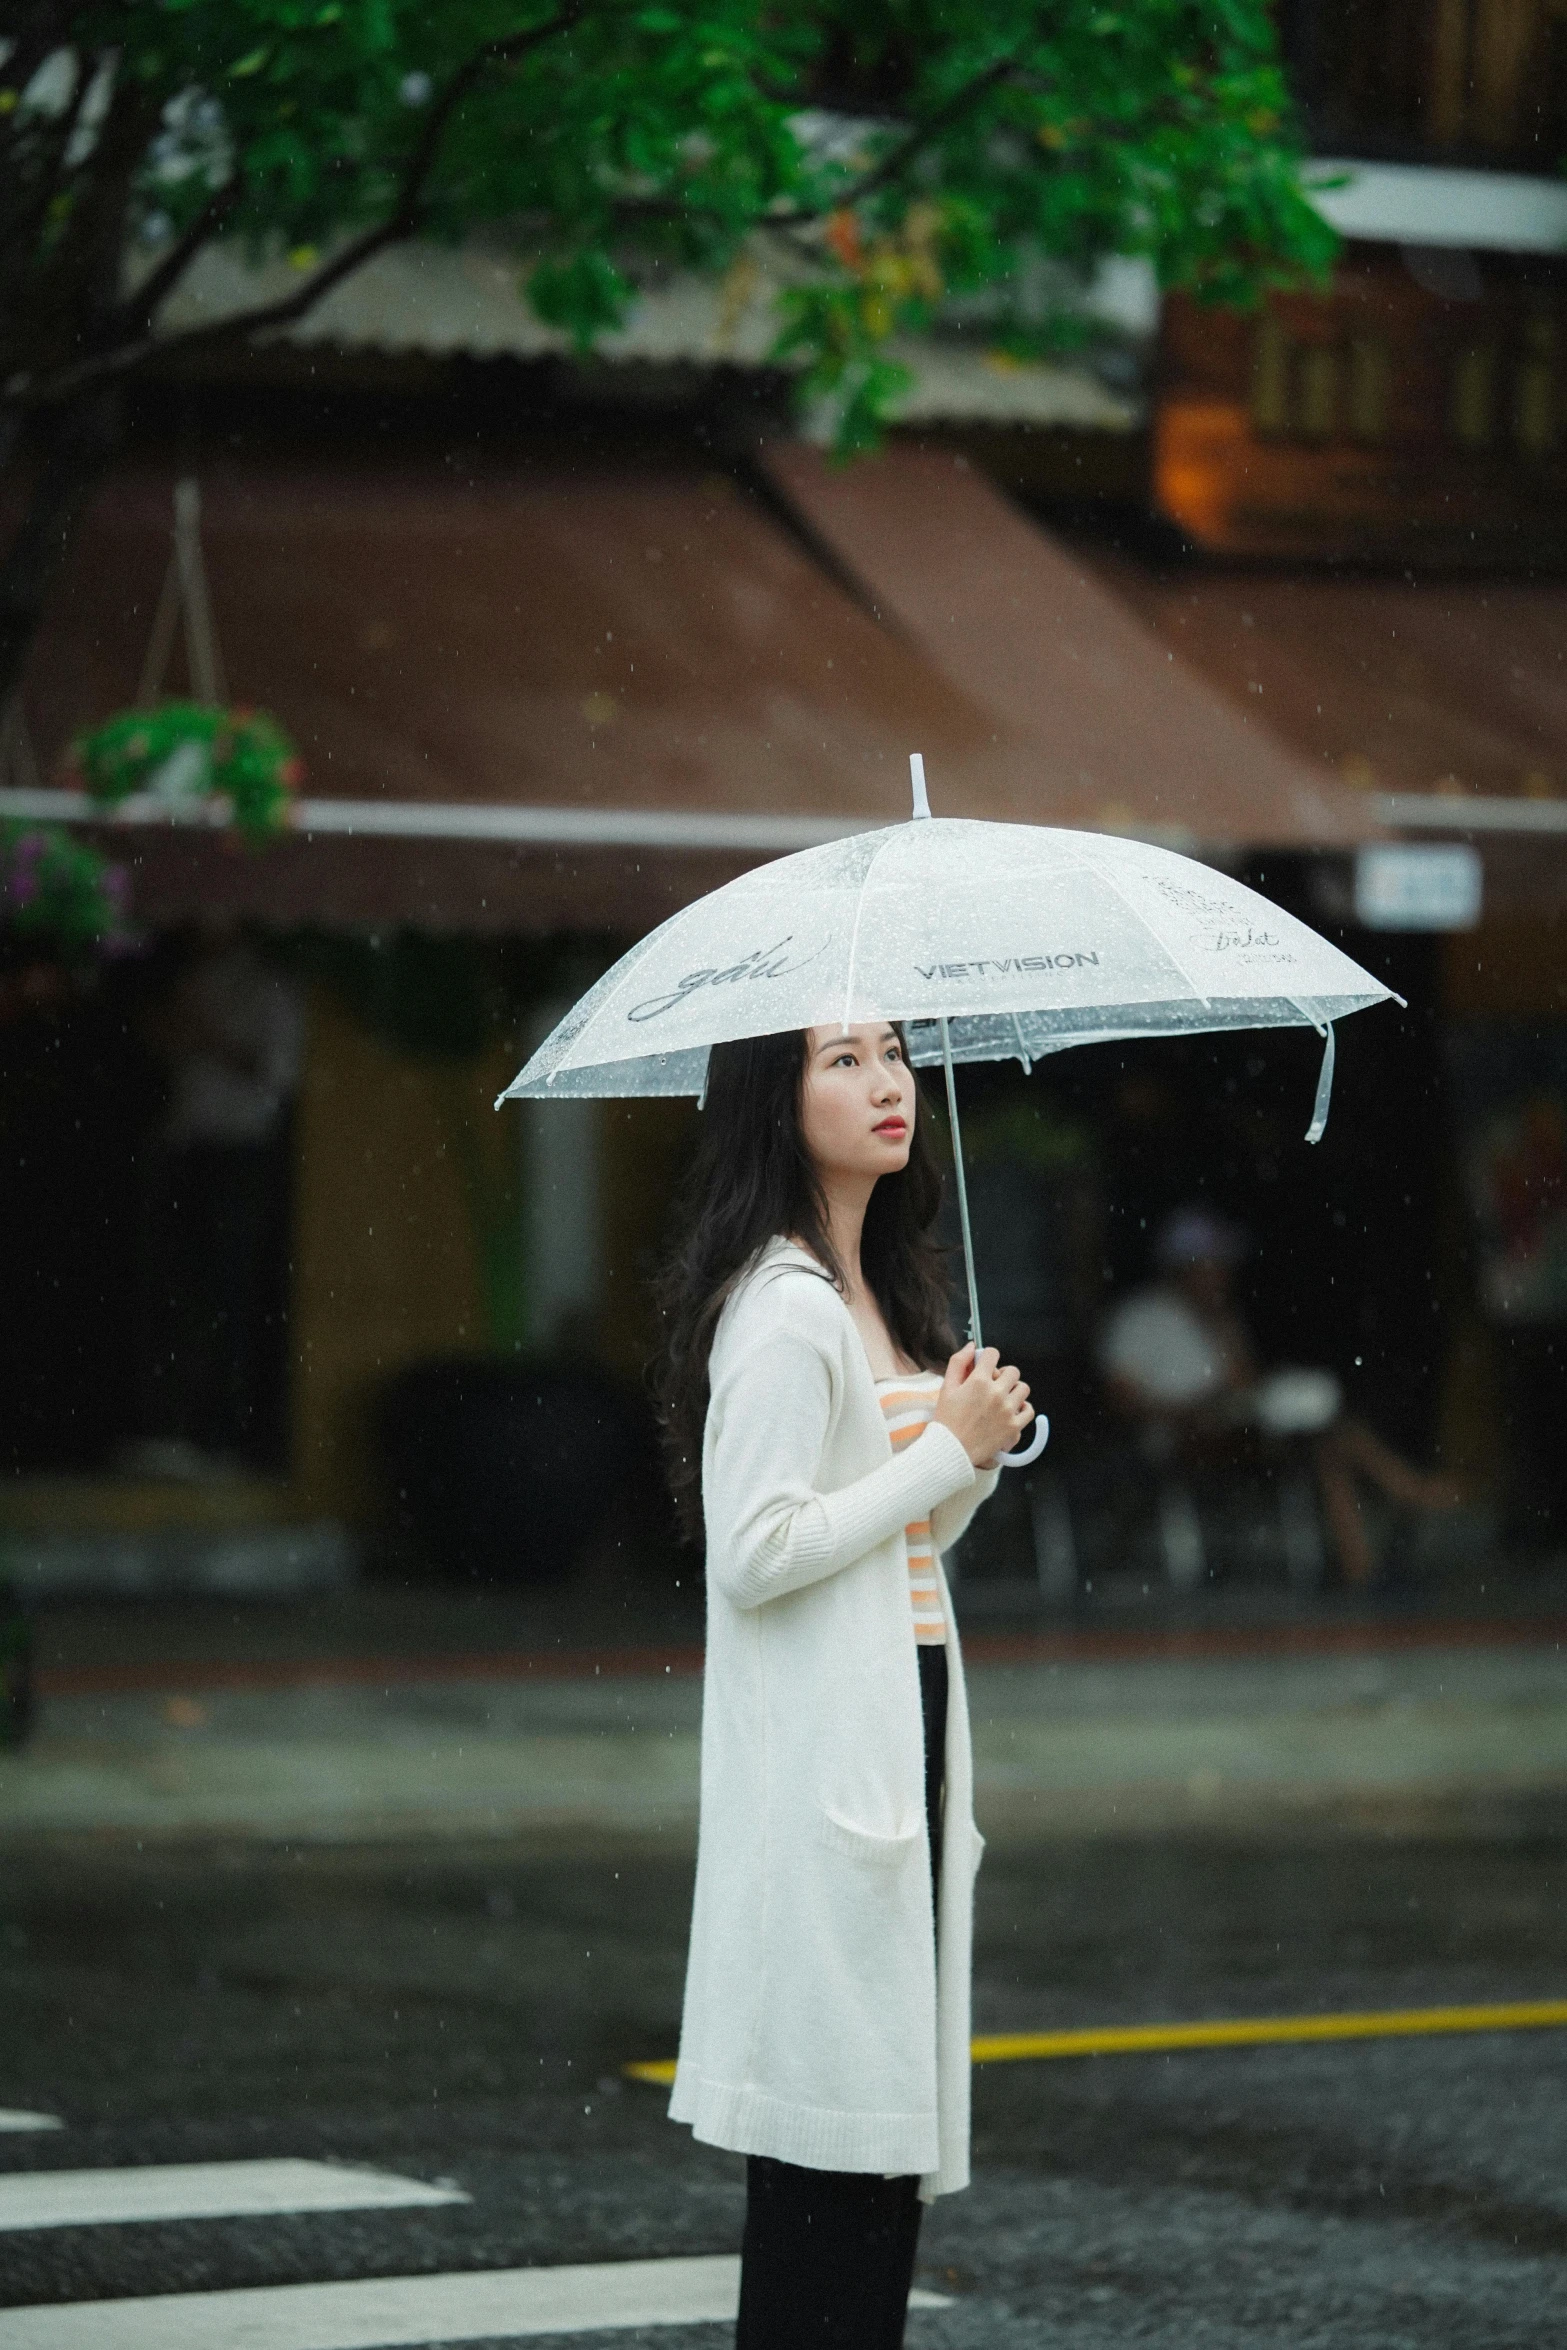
[6,422,1556,1600]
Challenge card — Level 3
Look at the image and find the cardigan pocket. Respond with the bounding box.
[819,1808,924,1868]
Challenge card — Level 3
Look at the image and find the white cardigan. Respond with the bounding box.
[669,1239,998,2198]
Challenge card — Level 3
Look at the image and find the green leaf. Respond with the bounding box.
[8,0,1340,663]
[528,249,634,350]
[0,824,132,961]
[71,702,304,843]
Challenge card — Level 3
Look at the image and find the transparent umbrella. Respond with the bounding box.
[499,757,1397,1467]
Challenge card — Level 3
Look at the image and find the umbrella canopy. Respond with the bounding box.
[499,767,1396,1470]
[498,802,1393,1106]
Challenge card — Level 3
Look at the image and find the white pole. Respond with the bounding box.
[939,1014,984,1350]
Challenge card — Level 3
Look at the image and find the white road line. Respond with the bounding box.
[0,2257,950,2345]
[0,2158,467,2233]
[0,2113,61,2134]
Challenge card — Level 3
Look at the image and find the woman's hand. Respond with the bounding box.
[933,1342,1033,1469]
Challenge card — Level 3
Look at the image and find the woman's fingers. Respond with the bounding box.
[935,1344,1042,1464]
[990,1398,1037,1462]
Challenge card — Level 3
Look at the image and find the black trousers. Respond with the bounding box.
[735,1645,948,2350]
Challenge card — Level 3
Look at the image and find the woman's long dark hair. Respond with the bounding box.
[652,1027,954,1542]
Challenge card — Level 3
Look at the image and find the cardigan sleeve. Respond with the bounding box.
[931,1462,1000,1558]
[705,1330,977,1611]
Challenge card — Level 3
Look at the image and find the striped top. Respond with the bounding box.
[875,1372,948,1646]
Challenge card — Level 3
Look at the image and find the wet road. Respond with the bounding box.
[2,1813,1565,2345]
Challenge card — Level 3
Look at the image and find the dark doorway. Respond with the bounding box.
[0,939,296,1478]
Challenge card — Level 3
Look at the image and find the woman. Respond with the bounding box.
[655,1019,1032,2348]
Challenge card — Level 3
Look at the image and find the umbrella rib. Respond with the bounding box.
[1076,844,1214,1009]
[838,829,899,1034]
[530,906,704,1083]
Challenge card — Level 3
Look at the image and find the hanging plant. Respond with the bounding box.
[0,822,132,960]
[69,701,304,842]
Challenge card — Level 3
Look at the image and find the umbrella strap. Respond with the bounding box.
[1303,1017,1336,1146]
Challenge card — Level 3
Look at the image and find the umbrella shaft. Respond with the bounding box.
[939,1017,983,1351]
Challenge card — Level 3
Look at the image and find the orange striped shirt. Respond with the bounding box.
[875,1372,948,1646]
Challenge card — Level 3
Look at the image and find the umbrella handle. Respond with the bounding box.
[998,1414,1050,1471]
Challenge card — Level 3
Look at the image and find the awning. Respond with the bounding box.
[15,454,1015,929]
[11,443,1381,933]
[1062,549,1567,910]
[759,440,1374,851]
[1081,552,1567,815]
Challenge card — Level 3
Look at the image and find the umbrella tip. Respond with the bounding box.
[909,751,931,820]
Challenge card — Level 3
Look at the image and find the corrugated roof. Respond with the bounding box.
[150,239,1141,433]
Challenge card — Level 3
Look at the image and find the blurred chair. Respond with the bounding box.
[1018,1394,1332,1605]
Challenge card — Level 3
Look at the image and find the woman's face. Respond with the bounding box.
[799,1022,915,1188]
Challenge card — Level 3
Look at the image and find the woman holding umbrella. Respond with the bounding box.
[655,1017,1033,2348]
[502,763,1395,2341]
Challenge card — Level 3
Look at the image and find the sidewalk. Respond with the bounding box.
[5,1600,1566,1843]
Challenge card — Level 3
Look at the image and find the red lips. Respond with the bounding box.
[873,1118,907,1137]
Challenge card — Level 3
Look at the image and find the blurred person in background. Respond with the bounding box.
[131,921,303,1477]
[1099,1205,1460,1586]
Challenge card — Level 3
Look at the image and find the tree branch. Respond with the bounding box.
[0,37,91,262]
[11,1,584,411]
[43,73,163,327]
[774,50,1024,227]
[385,4,586,243]
[123,172,247,331]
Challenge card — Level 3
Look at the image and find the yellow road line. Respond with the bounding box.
[624,2000,1567,2087]
[971,2001,1567,2063]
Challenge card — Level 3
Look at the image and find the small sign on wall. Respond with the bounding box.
[1354,843,1483,931]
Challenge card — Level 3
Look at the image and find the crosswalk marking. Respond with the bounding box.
[0,2158,467,2233]
[0,2254,952,2346]
[0,2112,61,2134]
